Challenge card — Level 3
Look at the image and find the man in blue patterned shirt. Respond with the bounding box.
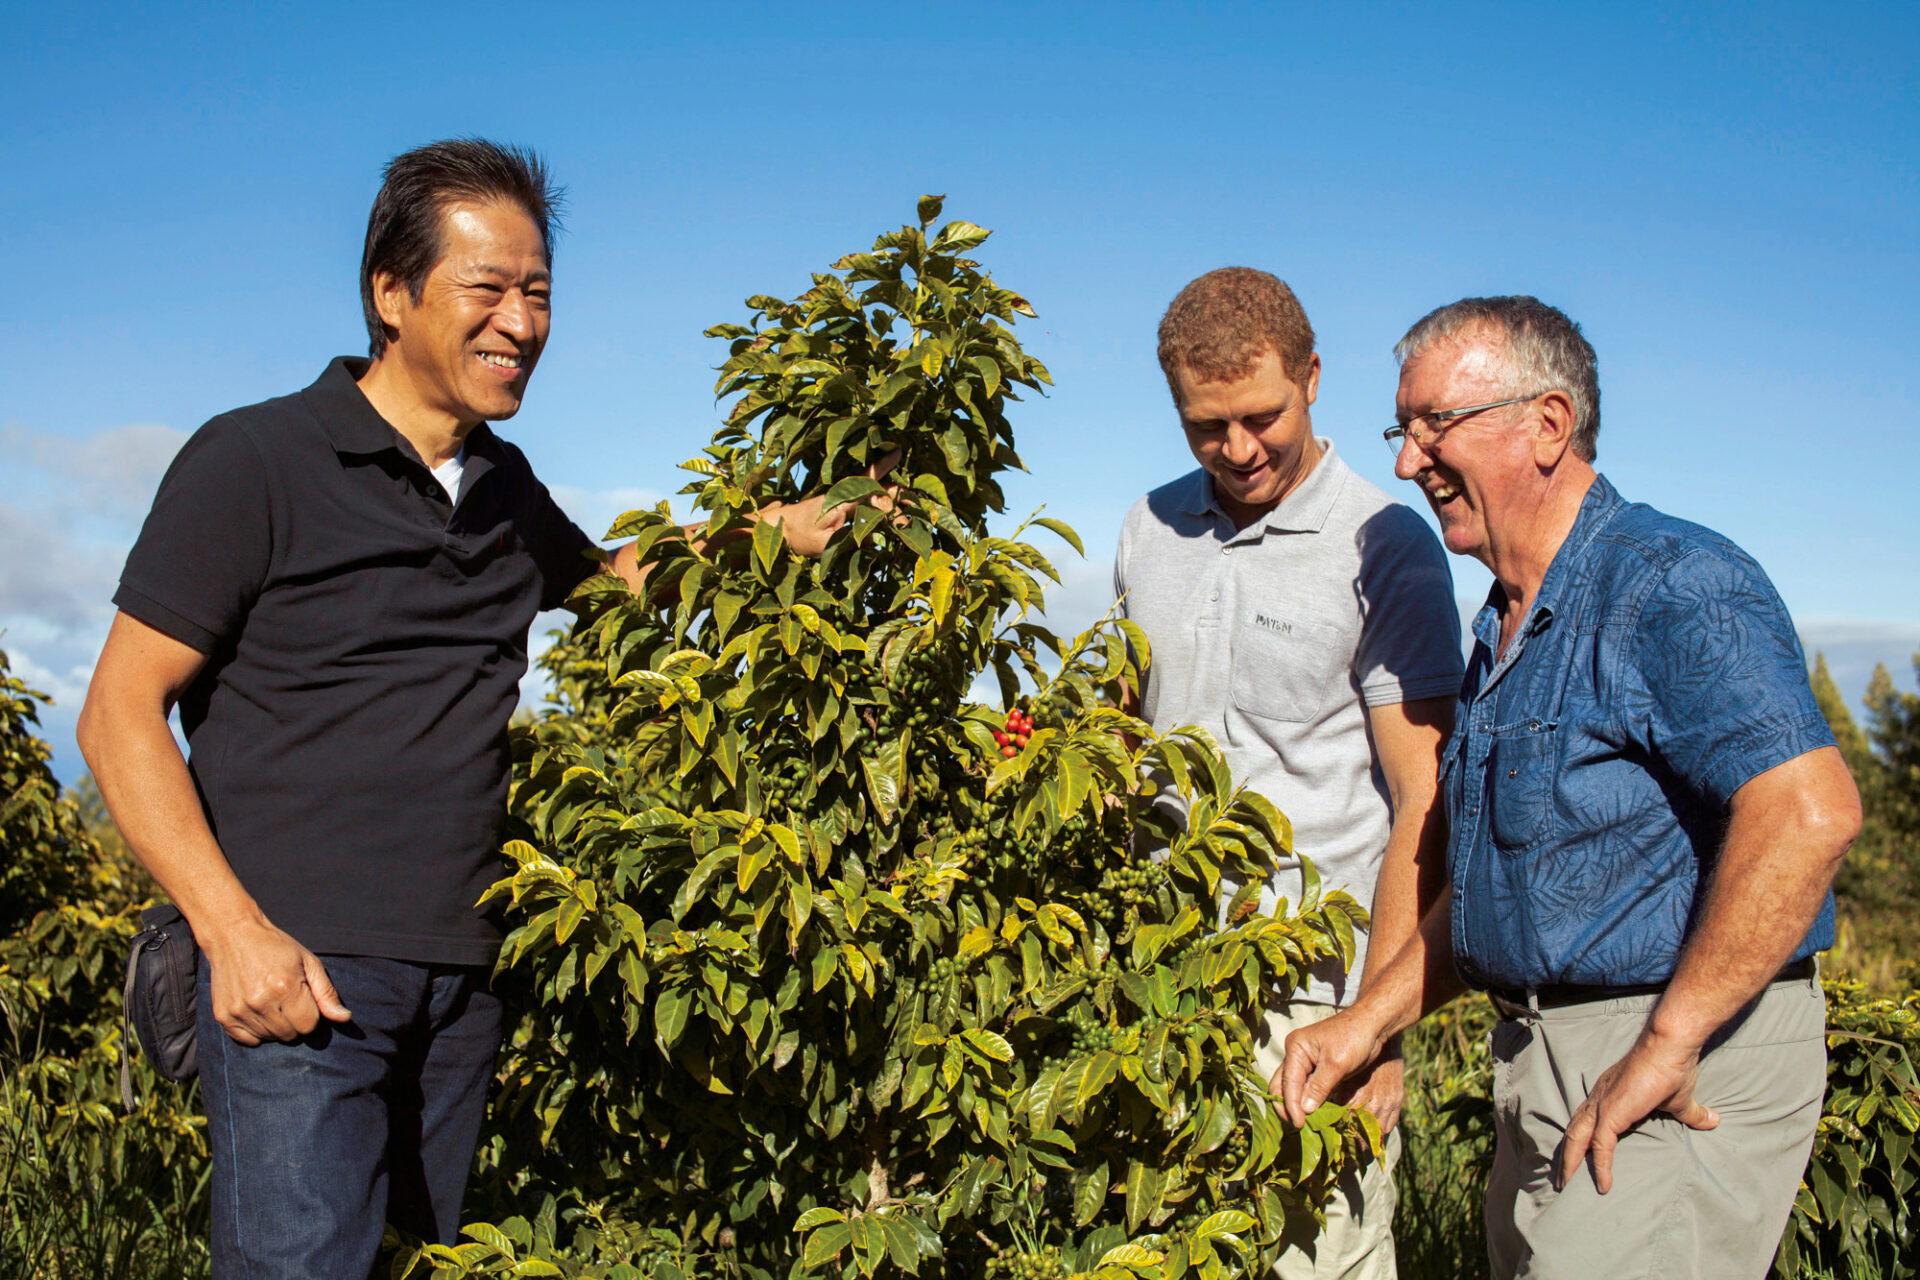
[1268,297,1861,1277]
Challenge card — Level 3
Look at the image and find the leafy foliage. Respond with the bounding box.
[1392,980,1920,1280]
[441,200,1378,1280]
[1779,980,1920,1279]
[1815,653,1920,982]
[0,652,208,1276]
[6,213,1914,1280]
[1394,998,1495,1280]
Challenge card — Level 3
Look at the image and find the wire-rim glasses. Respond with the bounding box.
[1383,394,1538,457]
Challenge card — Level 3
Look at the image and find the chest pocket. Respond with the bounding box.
[1230,617,1348,724]
[1487,718,1558,850]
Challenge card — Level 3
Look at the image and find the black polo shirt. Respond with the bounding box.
[116,357,598,964]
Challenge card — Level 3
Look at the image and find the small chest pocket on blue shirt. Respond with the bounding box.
[1487,719,1558,850]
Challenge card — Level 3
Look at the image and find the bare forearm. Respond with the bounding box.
[603,518,791,596]
[1360,895,1465,1038]
[1273,893,1464,1123]
[1649,749,1858,1051]
[603,450,902,593]
[81,612,351,1043]
[1357,695,1453,996]
[1359,827,1422,991]
[1358,800,1445,992]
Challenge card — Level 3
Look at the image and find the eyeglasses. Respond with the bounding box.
[1383,394,1538,458]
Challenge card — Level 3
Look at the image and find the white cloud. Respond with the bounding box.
[0,500,120,632]
[2,422,190,517]
[1,422,189,781]
[547,484,674,546]
[1798,618,1920,713]
[6,646,98,719]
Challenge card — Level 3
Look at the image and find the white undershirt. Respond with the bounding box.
[430,446,468,503]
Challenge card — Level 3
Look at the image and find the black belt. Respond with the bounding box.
[1485,956,1816,1012]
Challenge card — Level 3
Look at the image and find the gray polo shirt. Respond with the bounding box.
[1115,439,1462,1005]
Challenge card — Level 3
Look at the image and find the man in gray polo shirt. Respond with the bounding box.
[1116,268,1462,1278]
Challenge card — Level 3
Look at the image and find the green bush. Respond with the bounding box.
[1396,997,1495,1280]
[412,198,1381,1280]
[4,212,1916,1280]
[1780,979,1920,1279]
[1392,981,1920,1280]
[1814,654,1920,985]
[0,653,208,1277]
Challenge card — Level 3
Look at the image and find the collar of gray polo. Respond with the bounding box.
[1180,436,1344,535]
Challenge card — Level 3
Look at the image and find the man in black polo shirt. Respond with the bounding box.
[78,140,867,1278]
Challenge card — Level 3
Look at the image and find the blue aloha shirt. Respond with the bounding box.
[1444,474,1836,991]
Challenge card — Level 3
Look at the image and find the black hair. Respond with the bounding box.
[359,139,565,357]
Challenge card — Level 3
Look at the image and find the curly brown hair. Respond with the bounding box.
[1156,267,1315,403]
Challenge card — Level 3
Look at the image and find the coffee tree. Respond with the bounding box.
[0,653,209,1274]
[417,200,1377,1280]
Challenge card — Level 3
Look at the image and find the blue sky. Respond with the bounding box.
[4,1,1916,779]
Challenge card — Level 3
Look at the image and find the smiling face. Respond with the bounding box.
[1175,347,1322,528]
[373,200,552,429]
[1392,328,1539,565]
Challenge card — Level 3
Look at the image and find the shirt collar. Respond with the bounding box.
[304,356,403,456]
[1471,472,1626,649]
[1177,437,1347,535]
[303,356,502,487]
[1530,472,1625,617]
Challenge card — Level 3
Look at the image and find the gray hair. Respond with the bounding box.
[1393,296,1601,461]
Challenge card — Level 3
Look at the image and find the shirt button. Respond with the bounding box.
[1209,590,1219,601]
[1222,546,1233,555]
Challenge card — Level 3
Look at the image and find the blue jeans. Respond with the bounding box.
[196,953,502,1279]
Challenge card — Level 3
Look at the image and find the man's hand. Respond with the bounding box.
[603,451,904,592]
[1555,1029,1717,1194]
[203,919,353,1046]
[1271,1006,1390,1128]
[756,450,903,558]
[1344,1045,1406,1134]
[1553,749,1856,1195]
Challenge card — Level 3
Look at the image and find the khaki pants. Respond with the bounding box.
[1484,972,1825,1279]
[1252,1002,1401,1280]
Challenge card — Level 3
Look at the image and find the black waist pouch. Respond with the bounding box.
[121,902,199,1110]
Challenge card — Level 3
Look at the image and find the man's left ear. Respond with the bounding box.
[1533,390,1577,467]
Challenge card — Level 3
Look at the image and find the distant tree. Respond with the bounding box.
[1812,652,1920,970]
[1863,655,1920,845]
[1811,654,1874,783]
